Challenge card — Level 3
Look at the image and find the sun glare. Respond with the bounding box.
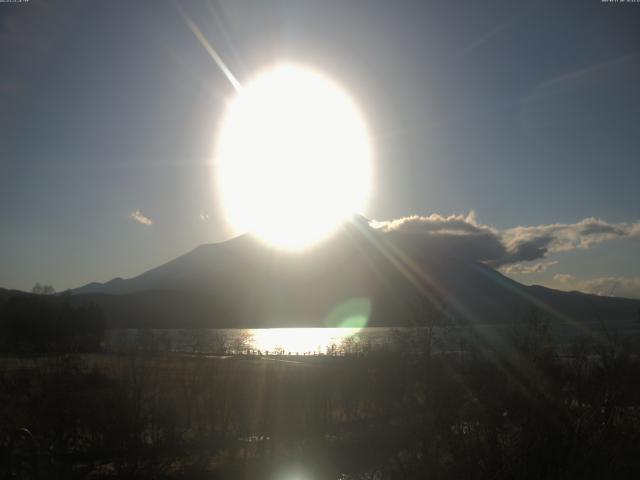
[251,328,361,355]
[216,64,372,250]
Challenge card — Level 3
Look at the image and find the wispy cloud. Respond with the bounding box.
[553,274,640,299]
[130,209,153,226]
[371,213,640,268]
[501,260,558,275]
[501,217,640,256]
[553,273,575,283]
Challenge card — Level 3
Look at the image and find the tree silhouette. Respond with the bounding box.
[31,283,56,295]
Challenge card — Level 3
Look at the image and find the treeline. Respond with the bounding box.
[1,314,640,479]
[0,294,105,353]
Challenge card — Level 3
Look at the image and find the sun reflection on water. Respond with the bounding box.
[250,327,361,355]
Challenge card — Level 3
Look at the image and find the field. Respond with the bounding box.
[2,320,640,480]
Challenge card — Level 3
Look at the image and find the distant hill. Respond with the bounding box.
[64,217,640,329]
[0,288,31,304]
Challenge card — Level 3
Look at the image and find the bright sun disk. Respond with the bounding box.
[216,64,372,250]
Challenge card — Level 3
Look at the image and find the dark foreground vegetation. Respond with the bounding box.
[0,293,105,354]
[1,296,640,479]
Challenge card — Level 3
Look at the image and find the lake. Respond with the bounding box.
[106,327,397,355]
[105,319,640,355]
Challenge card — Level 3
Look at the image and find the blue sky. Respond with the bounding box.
[1,0,639,295]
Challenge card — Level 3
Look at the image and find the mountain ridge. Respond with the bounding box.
[63,219,640,329]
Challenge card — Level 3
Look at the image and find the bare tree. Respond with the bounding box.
[31,283,56,295]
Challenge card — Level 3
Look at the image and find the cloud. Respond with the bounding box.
[501,261,558,275]
[581,277,640,299]
[130,209,153,226]
[373,213,640,299]
[501,217,640,256]
[371,213,640,268]
[370,212,508,264]
[553,273,575,283]
[199,212,210,222]
[553,274,640,300]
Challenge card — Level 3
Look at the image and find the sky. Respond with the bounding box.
[1,0,639,296]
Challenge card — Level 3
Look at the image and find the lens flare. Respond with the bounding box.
[324,297,371,329]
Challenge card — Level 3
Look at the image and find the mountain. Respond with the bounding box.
[68,217,640,329]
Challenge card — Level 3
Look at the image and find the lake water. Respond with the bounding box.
[106,327,397,355]
[105,320,640,355]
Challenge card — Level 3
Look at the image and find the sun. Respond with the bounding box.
[215,64,372,250]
